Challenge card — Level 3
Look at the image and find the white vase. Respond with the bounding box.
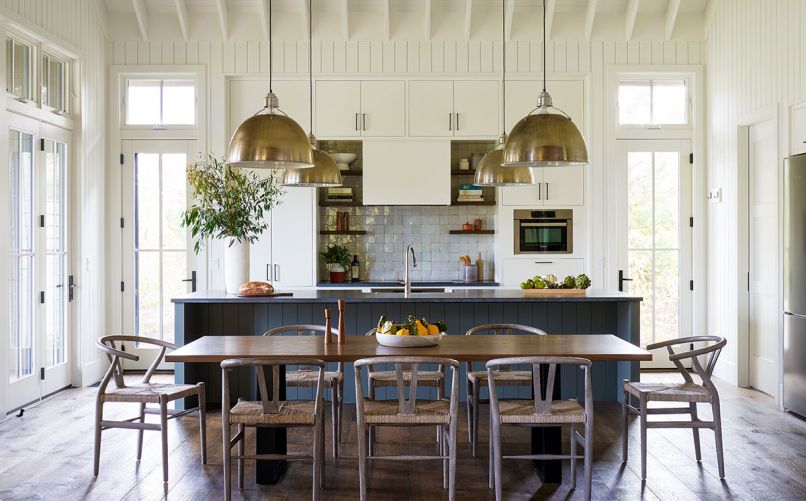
[224,240,250,294]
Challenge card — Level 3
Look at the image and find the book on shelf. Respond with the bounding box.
[327,187,353,195]
[459,183,482,190]
[456,196,484,202]
[458,189,483,196]
[326,196,354,201]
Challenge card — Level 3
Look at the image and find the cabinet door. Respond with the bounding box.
[791,103,806,155]
[249,210,272,283]
[409,81,454,137]
[542,166,584,206]
[363,140,451,205]
[505,80,585,133]
[229,80,309,138]
[453,80,499,137]
[501,258,584,287]
[501,169,545,206]
[360,81,405,137]
[315,80,361,137]
[271,187,316,287]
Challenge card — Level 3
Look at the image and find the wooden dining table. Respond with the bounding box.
[167,334,651,485]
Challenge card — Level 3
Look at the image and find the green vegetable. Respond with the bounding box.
[575,274,592,290]
[525,279,535,289]
[534,278,547,289]
[434,321,447,333]
[562,275,576,289]
[520,282,529,289]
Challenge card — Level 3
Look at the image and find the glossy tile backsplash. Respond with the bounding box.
[319,205,495,282]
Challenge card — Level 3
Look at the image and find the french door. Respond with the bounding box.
[121,140,202,368]
[7,113,72,410]
[615,140,693,368]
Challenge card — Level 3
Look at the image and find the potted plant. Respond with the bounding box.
[320,244,352,283]
[182,154,283,294]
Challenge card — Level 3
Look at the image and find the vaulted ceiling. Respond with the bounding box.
[102,0,715,42]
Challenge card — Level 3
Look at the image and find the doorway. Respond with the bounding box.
[7,113,72,411]
[745,119,779,397]
[615,140,693,368]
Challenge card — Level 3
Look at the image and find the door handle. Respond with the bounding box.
[449,113,452,131]
[362,113,367,131]
[545,182,549,200]
[534,261,554,264]
[181,270,197,292]
[68,275,76,302]
[266,264,270,282]
[274,264,280,282]
[355,113,359,131]
[455,113,459,130]
[538,183,542,200]
[618,269,633,292]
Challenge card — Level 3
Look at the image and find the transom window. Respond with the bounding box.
[125,78,196,126]
[618,79,688,126]
[42,52,68,113]
[6,36,34,101]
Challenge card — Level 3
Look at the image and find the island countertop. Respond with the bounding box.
[172,288,641,304]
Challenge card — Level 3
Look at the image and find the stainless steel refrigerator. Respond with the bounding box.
[784,153,806,417]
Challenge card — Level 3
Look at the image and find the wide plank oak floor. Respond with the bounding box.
[0,373,804,500]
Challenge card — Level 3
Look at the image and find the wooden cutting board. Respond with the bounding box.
[522,288,586,296]
[236,291,294,297]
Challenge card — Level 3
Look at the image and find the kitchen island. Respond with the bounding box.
[172,288,641,406]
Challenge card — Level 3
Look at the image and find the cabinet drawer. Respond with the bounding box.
[791,104,806,155]
[502,258,584,286]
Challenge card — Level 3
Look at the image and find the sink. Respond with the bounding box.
[369,288,447,294]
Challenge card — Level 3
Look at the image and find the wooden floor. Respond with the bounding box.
[0,373,804,501]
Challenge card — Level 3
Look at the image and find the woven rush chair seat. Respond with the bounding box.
[286,370,343,388]
[229,400,317,426]
[363,398,452,425]
[467,370,532,386]
[368,370,444,387]
[101,382,201,404]
[497,399,587,425]
[624,381,713,403]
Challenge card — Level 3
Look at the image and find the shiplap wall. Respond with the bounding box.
[0,0,108,404]
[705,0,806,387]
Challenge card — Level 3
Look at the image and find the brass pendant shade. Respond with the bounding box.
[475,135,534,186]
[226,106,314,170]
[282,136,343,187]
[503,107,589,167]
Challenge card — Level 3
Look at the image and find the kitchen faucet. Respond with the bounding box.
[403,244,417,297]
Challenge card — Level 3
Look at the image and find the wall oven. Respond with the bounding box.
[513,209,573,254]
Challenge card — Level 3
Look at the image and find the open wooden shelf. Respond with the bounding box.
[449,230,495,235]
[451,169,477,176]
[451,200,496,206]
[319,230,367,235]
[320,201,362,207]
[340,169,363,176]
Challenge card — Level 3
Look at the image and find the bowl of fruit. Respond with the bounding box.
[520,273,591,295]
[372,315,447,347]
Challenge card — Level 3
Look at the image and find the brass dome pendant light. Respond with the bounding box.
[502,0,589,167]
[283,0,343,187]
[475,0,534,186]
[226,0,313,170]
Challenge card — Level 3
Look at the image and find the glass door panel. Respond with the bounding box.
[44,139,67,369]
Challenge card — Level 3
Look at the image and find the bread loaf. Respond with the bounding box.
[238,281,275,296]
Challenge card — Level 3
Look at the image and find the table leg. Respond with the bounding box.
[255,366,287,485]
[531,364,562,484]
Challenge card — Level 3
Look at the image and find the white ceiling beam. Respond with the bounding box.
[215,0,229,41]
[584,0,598,40]
[664,0,681,40]
[384,0,390,41]
[505,0,515,41]
[703,0,718,39]
[424,0,431,40]
[131,0,148,41]
[545,0,556,40]
[625,0,640,41]
[173,0,189,41]
[465,0,472,41]
[341,0,349,40]
[301,0,310,40]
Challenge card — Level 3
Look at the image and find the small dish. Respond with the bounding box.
[330,153,357,170]
[374,331,446,347]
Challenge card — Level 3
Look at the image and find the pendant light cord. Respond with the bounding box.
[542,0,547,93]
[308,0,313,134]
[502,0,506,134]
[269,0,273,94]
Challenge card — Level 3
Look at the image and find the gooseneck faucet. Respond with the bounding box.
[403,244,417,298]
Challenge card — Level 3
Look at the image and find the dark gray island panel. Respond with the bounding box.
[173,289,641,406]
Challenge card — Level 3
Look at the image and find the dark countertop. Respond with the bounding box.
[316,280,500,287]
[172,288,642,304]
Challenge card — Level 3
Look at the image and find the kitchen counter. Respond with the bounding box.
[172,288,641,304]
[316,280,500,288]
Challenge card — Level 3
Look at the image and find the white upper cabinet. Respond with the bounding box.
[409,80,499,137]
[791,101,806,156]
[315,80,405,138]
[501,166,584,206]
[409,81,454,137]
[229,79,310,137]
[505,80,585,133]
[453,80,500,137]
[363,140,451,206]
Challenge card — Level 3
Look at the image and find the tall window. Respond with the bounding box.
[6,36,33,101]
[618,79,688,126]
[42,52,67,113]
[125,78,196,126]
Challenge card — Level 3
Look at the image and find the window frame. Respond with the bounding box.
[6,35,35,102]
[121,73,200,130]
[41,51,69,114]
[611,71,693,139]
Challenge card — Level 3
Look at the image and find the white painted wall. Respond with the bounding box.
[0,0,107,416]
[705,0,806,388]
